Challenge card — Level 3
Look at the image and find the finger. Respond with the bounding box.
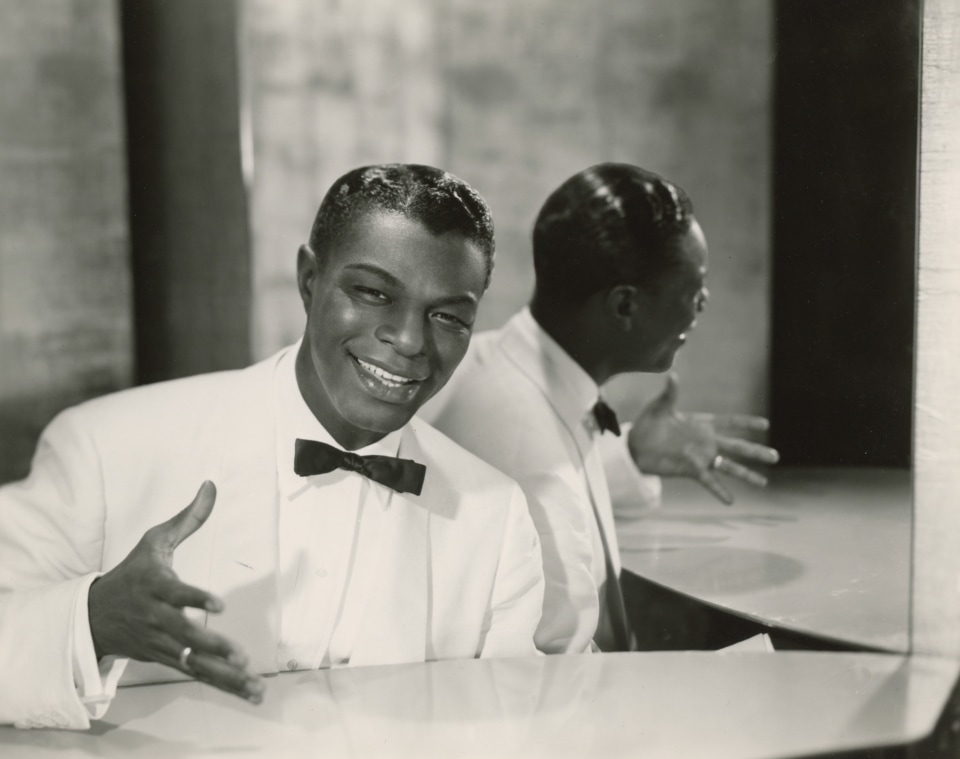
[157,635,263,703]
[158,576,224,613]
[153,481,218,552]
[658,372,680,409]
[689,413,770,432]
[641,372,680,417]
[715,457,768,488]
[716,436,780,464]
[158,606,249,667]
[696,470,734,505]
[188,650,265,704]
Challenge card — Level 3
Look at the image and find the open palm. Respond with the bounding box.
[627,374,779,504]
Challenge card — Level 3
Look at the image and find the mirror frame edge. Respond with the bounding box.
[912,0,960,659]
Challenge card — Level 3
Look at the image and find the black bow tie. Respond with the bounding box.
[293,438,426,495]
[592,400,621,437]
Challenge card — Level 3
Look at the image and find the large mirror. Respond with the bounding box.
[241,0,918,653]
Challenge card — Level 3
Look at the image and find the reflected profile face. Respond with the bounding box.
[296,211,488,450]
[626,218,710,373]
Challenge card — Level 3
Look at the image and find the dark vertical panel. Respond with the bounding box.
[121,0,251,383]
[771,0,918,466]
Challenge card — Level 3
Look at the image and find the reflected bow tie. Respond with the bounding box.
[293,438,426,495]
[591,400,621,437]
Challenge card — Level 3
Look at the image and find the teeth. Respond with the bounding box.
[357,358,415,386]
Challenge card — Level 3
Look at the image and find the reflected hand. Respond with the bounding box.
[627,374,780,505]
[88,481,264,704]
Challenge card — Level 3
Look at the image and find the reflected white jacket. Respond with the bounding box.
[423,309,660,654]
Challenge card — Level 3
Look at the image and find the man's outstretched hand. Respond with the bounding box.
[88,481,264,703]
[627,374,780,505]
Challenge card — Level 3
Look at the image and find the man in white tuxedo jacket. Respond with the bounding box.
[0,164,545,730]
[423,164,778,655]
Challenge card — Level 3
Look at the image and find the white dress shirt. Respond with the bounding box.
[423,308,660,653]
[273,346,404,670]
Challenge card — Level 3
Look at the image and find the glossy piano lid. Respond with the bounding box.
[618,467,912,651]
[2,651,957,759]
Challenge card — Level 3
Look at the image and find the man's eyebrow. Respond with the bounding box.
[343,262,480,306]
[344,262,403,287]
[433,293,479,307]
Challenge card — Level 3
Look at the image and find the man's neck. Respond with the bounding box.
[529,295,615,386]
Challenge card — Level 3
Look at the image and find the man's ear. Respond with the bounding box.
[296,244,319,310]
[605,285,639,330]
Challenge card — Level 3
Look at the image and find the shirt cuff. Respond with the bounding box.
[600,423,663,517]
[71,574,128,719]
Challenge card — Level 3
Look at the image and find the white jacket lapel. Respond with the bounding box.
[204,356,283,675]
[498,320,621,567]
[122,356,284,685]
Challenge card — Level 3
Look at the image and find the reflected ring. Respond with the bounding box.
[179,646,193,670]
[710,454,724,470]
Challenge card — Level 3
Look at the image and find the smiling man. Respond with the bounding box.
[0,164,545,730]
[296,207,488,446]
[423,163,778,654]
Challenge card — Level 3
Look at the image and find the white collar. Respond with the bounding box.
[500,307,604,434]
[274,343,403,502]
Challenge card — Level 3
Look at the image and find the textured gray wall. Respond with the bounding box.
[0,0,131,484]
[244,0,773,419]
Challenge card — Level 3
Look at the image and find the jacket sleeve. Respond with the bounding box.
[0,408,112,729]
[477,484,546,659]
[430,391,601,656]
[513,467,602,655]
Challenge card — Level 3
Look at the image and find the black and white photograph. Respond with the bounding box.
[1,1,959,757]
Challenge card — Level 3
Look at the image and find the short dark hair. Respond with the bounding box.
[532,163,695,304]
[309,164,496,289]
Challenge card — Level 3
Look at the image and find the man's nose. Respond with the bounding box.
[376,308,426,357]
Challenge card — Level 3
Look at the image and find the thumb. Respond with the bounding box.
[654,372,680,410]
[155,480,217,552]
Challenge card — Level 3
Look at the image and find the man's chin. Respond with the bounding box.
[350,404,418,437]
[645,354,678,374]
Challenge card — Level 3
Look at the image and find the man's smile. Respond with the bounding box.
[354,356,421,385]
[350,354,427,403]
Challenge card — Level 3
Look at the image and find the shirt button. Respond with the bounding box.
[287,659,298,670]
[315,567,328,578]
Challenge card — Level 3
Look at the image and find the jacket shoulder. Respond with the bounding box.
[51,351,283,443]
[407,415,522,497]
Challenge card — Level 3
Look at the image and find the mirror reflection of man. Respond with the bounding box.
[0,164,545,730]
[423,163,779,654]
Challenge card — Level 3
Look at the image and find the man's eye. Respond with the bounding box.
[353,286,388,302]
[432,311,469,329]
